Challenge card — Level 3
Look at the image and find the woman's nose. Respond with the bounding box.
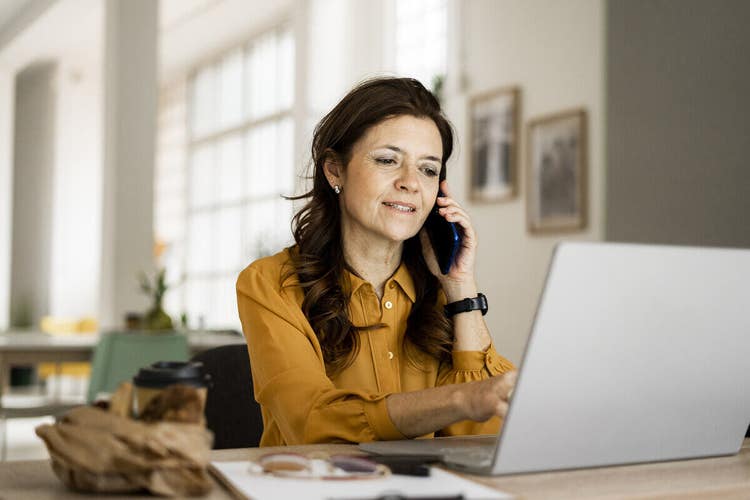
[396,167,419,192]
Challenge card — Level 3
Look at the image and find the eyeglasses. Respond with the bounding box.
[248,452,389,480]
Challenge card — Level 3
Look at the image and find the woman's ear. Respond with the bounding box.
[323,152,344,189]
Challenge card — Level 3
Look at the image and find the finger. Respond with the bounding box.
[444,214,476,245]
[436,196,462,208]
[438,206,470,222]
[440,209,476,244]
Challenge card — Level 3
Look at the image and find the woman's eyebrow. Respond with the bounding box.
[377,145,441,163]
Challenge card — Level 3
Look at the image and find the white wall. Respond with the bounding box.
[0,0,103,328]
[454,0,605,363]
[10,61,57,327]
[306,0,387,116]
[99,0,158,328]
[49,58,102,318]
[0,71,14,328]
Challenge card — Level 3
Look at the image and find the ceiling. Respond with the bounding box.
[0,0,32,31]
[0,0,293,81]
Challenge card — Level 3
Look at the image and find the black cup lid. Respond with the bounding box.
[133,361,207,389]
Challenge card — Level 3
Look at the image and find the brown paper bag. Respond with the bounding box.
[36,405,214,497]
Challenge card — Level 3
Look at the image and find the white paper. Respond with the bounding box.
[211,461,511,500]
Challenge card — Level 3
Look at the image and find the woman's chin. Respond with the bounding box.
[382,228,421,244]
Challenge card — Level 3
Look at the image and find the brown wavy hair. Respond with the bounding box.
[285,77,454,375]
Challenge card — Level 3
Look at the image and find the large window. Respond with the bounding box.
[156,26,295,330]
[392,0,448,92]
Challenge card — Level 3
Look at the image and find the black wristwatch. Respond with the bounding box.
[444,293,488,317]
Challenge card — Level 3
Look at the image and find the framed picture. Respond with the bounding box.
[468,87,520,202]
[526,109,588,233]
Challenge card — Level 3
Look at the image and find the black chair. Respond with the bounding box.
[190,344,263,449]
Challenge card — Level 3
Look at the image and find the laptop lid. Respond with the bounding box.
[491,242,750,474]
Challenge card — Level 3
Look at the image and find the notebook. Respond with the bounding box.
[361,242,750,475]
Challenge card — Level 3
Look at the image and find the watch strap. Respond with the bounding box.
[444,293,488,317]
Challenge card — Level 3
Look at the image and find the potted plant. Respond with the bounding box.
[138,268,174,331]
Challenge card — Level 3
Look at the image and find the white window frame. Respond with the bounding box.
[156,23,296,330]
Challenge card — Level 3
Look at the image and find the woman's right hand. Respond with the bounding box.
[460,371,518,422]
[386,370,518,437]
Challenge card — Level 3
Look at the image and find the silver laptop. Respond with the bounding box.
[360,242,750,475]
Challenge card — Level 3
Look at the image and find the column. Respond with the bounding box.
[99,0,158,328]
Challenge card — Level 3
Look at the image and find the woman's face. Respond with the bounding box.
[328,115,443,247]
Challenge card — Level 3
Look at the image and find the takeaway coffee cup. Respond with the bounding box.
[131,361,208,418]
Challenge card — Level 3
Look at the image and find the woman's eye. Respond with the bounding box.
[376,158,397,165]
[421,166,439,177]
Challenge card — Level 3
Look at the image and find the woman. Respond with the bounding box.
[237,77,516,446]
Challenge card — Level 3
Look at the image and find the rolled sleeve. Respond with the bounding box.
[436,343,515,438]
[442,342,516,382]
[363,398,408,442]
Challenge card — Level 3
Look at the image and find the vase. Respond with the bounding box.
[143,302,174,331]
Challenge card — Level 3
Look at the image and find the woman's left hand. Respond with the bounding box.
[420,180,478,299]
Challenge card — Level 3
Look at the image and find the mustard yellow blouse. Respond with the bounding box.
[236,248,515,446]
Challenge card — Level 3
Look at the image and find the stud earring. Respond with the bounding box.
[333,185,341,194]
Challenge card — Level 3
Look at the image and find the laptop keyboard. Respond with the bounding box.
[358,434,497,469]
[440,447,494,468]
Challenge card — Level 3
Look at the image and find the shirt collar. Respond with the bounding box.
[344,261,416,303]
[391,261,416,302]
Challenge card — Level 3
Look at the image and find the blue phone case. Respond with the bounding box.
[425,200,461,275]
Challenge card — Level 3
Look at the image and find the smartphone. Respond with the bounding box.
[424,189,461,275]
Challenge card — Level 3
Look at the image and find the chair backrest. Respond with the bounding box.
[86,331,189,403]
[190,344,263,449]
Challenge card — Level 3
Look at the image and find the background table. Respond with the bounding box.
[2,440,749,499]
[0,330,246,398]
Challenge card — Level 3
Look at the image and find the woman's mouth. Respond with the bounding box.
[382,201,416,213]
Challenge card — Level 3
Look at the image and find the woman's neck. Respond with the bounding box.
[342,236,403,299]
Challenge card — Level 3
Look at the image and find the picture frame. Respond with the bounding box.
[526,108,588,233]
[468,86,520,202]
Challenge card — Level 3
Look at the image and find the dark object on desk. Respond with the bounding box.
[746,424,750,438]
[367,454,442,477]
[190,344,263,449]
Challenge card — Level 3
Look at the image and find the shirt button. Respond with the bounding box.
[389,282,396,289]
[384,301,393,310]
[387,351,394,360]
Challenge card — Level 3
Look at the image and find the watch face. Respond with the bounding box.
[476,294,488,314]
